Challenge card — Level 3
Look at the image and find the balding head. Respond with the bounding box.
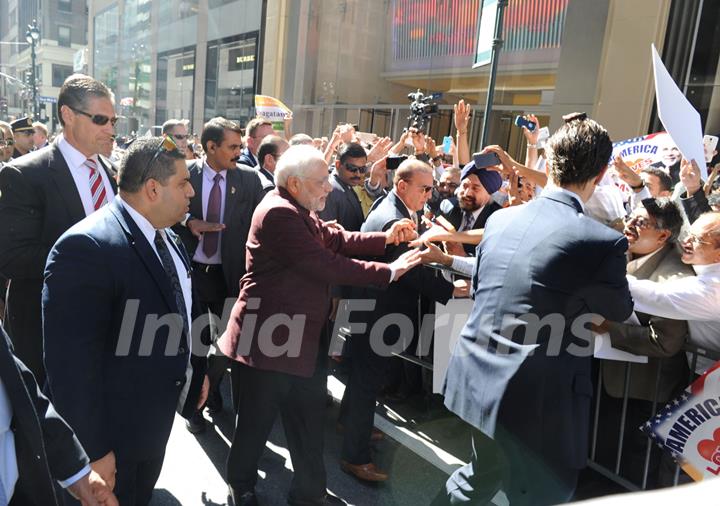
[393,159,434,213]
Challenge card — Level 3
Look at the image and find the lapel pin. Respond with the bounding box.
[231,186,236,195]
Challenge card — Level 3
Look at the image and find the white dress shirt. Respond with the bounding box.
[451,256,476,277]
[57,135,115,216]
[0,378,17,502]
[0,376,91,502]
[193,162,227,265]
[546,186,586,213]
[118,197,193,340]
[628,262,720,371]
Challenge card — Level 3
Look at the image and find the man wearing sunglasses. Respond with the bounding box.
[0,74,118,385]
[318,142,370,232]
[624,210,720,373]
[340,159,458,483]
[162,119,190,157]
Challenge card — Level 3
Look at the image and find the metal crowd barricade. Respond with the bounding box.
[587,342,720,491]
[382,263,719,492]
[390,262,467,371]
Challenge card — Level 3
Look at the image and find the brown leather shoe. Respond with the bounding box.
[340,460,389,482]
[335,423,384,442]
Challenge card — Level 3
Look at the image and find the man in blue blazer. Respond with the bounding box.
[437,114,634,505]
[43,137,208,506]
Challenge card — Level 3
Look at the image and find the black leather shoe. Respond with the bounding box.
[229,488,258,506]
[206,389,224,415]
[185,411,206,434]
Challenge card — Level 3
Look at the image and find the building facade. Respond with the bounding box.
[0,0,88,131]
[89,0,263,136]
[80,0,719,153]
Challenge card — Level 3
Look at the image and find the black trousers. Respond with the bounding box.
[433,429,577,506]
[62,453,165,506]
[226,359,328,502]
[191,264,232,408]
[339,331,391,465]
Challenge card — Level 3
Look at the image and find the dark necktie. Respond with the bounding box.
[154,231,189,339]
[203,173,223,257]
[461,211,474,231]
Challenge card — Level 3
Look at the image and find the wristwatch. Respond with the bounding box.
[629,181,645,191]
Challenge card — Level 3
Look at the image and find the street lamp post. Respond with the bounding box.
[25,20,40,119]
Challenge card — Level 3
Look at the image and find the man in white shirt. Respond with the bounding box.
[0,74,117,384]
[43,137,208,506]
[628,211,720,371]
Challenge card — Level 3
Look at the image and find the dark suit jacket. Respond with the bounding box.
[0,141,117,380]
[443,190,634,471]
[42,199,206,462]
[441,198,502,255]
[680,188,711,224]
[237,148,257,168]
[361,190,454,331]
[317,172,365,232]
[217,187,393,378]
[174,160,267,297]
[603,244,694,402]
[0,327,88,506]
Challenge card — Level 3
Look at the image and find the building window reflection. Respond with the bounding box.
[204,33,258,126]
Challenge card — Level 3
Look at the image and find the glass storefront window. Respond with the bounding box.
[204,33,258,126]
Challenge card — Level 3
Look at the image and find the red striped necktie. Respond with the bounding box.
[84,158,108,211]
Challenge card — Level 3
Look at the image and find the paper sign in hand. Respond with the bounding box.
[651,44,707,179]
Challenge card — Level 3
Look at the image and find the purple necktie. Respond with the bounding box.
[203,173,223,257]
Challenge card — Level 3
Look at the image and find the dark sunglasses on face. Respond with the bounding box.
[418,184,434,194]
[172,134,188,140]
[344,163,368,174]
[0,139,13,147]
[68,105,119,126]
[140,135,179,183]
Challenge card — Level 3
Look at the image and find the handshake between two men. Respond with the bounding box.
[362,217,470,297]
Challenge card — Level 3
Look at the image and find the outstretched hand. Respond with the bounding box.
[389,248,423,281]
[386,218,418,245]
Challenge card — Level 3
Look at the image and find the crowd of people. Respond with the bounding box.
[0,72,719,506]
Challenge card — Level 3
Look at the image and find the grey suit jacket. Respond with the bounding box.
[175,161,267,297]
[603,244,694,402]
[443,190,633,470]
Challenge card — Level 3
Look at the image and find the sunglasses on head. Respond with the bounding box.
[344,162,368,174]
[68,105,119,126]
[139,135,179,183]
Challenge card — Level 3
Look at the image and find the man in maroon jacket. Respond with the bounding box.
[217,145,420,506]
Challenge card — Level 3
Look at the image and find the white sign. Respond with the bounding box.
[473,0,497,68]
[73,48,87,72]
[433,298,474,393]
[651,44,707,179]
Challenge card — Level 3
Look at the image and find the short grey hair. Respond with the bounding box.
[162,119,187,135]
[289,133,314,146]
[275,145,328,189]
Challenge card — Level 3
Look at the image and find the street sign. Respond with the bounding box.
[39,96,57,104]
[473,0,498,68]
